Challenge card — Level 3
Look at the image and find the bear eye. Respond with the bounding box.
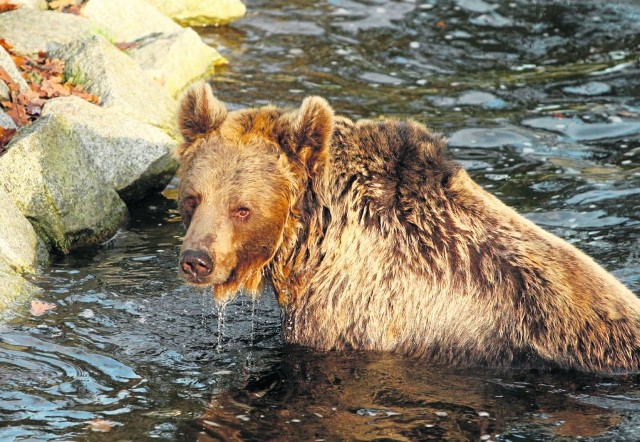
[234,207,251,221]
[182,195,200,217]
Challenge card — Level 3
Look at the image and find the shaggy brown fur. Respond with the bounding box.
[175,82,640,372]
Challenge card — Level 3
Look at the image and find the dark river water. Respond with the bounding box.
[2,0,640,440]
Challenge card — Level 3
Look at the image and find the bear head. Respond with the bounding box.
[175,82,334,303]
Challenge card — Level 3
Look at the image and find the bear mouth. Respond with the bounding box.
[179,267,237,288]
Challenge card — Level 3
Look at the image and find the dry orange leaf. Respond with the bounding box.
[29,300,57,316]
[0,1,19,13]
[0,126,16,153]
[88,419,116,433]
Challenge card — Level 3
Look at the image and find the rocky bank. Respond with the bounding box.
[0,0,245,312]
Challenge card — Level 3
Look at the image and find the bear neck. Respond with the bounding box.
[267,116,459,311]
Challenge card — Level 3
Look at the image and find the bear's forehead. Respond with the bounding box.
[182,144,281,195]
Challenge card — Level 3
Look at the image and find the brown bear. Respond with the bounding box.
[175,82,640,372]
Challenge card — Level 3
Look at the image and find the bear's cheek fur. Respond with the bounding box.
[231,200,289,282]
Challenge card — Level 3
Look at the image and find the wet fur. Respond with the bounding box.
[176,83,640,372]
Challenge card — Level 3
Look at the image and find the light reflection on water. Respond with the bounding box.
[1,0,640,440]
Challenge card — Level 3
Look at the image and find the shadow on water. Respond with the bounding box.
[1,0,640,440]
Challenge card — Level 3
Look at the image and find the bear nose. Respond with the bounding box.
[180,250,213,279]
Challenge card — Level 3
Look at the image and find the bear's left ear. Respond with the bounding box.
[176,82,228,165]
[290,96,334,173]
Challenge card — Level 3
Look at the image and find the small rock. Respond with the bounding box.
[82,0,182,43]
[146,0,247,26]
[128,28,226,96]
[79,309,95,319]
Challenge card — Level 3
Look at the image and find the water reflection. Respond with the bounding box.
[1,0,639,440]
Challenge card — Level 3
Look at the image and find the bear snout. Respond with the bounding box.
[180,249,214,281]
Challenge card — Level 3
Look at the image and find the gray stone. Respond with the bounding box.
[0,115,128,254]
[52,36,178,136]
[0,186,48,275]
[82,0,181,43]
[0,8,98,55]
[0,46,29,93]
[129,28,226,96]
[1,110,17,130]
[42,96,178,202]
[0,260,42,314]
[146,0,246,26]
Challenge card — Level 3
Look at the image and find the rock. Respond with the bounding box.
[0,260,42,314]
[146,0,246,26]
[42,96,178,202]
[52,36,178,136]
[129,28,226,96]
[0,46,30,93]
[0,115,128,254]
[0,186,48,275]
[0,8,98,54]
[82,0,182,43]
[1,110,17,129]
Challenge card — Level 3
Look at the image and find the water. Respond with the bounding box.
[2,0,640,439]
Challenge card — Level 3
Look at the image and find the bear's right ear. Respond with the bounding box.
[176,82,228,161]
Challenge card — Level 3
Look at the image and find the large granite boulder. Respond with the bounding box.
[0,186,48,275]
[128,28,226,96]
[0,115,128,254]
[0,260,42,313]
[82,0,182,43]
[42,96,178,202]
[146,0,246,26]
[52,36,178,136]
[0,8,98,54]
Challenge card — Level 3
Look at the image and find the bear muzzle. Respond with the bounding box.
[179,249,214,283]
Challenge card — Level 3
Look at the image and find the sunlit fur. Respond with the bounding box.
[176,82,640,372]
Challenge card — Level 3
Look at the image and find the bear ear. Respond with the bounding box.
[177,82,228,157]
[290,96,334,172]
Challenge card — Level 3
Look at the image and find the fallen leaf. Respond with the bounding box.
[0,1,19,13]
[0,126,16,153]
[115,41,140,51]
[88,419,116,433]
[0,39,13,51]
[29,300,57,316]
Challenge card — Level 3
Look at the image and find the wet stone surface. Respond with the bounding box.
[2,0,640,440]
